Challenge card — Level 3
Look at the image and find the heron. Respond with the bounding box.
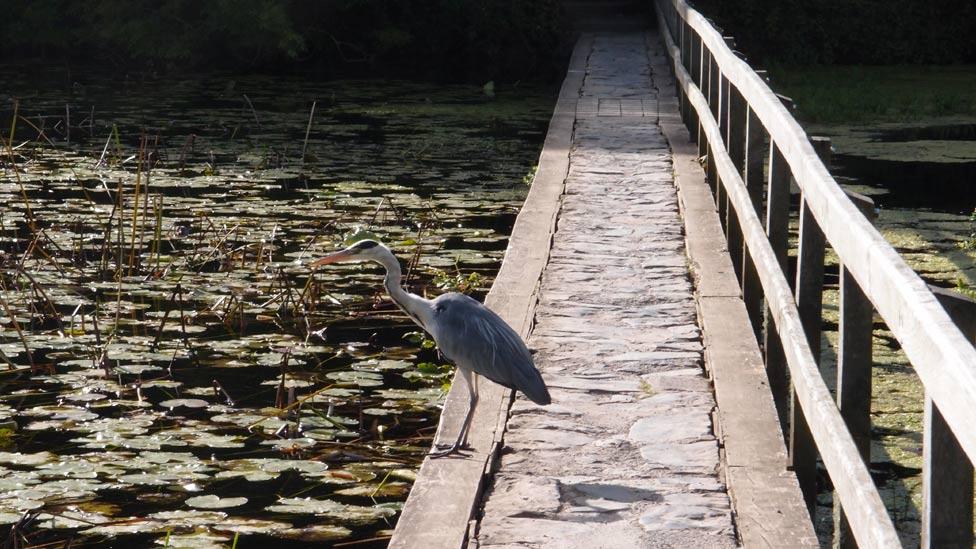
[311,239,551,458]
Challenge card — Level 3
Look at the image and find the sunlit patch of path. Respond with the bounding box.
[472,33,736,548]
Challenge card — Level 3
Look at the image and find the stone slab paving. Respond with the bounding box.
[471,33,737,548]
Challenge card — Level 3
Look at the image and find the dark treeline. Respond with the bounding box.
[1,0,569,82]
[691,0,976,66]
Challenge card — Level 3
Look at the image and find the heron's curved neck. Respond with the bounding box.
[377,252,434,331]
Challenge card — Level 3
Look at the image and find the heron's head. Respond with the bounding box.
[310,239,391,269]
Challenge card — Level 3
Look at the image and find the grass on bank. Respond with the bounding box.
[768,65,976,124]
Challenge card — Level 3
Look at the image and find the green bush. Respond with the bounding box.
[691,0,976,65]
[0,0,569,82]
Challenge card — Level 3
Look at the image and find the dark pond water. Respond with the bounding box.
[0,70,554,547]
[829,122,976,215]
[833,154,976,214]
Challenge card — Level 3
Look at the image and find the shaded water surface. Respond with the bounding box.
[0,70,554,547]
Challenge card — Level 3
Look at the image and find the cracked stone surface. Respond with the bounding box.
[470,33,737,548]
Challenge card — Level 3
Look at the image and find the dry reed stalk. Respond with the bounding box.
[175,284,196,364]
[238,300,245,334]
[98,198,119,276]
[0,276,34,370]
[150,284,185,351]
[243,94,261,130]
[403,226,426,286]
[112,264,123,337]
[113,177,125,280]
[177,134,195,171]
[127,135,145,274]
[91,290,103,347]
[137,136,156,264]
[17,233,40,271]
[212,380,235,406]
[16,267,64,334]
[301,101,317,168]
[37,230,79,277]
[274,349,292,408]
[297,275,317,312]
[69,303,82,335]
[192,223,240,274]
[151,195,163,274]
[3,102,37,234]
[95,128,114,168]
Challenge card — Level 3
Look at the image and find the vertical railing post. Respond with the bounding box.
[681,19,691,73]
[708,55,719,128]
[691,33,708,158]
[741,104,765,339]
[689,32,701,146]
[726,85,747,278]
[679,21,691,126]
[705,52,719,195]
[715,73,729,228]
[715,39,733,233]
[790,136,830,515]
[763,96,794,431]
[834,190,876,549]
[922,288,976,549]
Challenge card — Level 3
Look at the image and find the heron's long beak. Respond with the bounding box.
[310,249,354,269]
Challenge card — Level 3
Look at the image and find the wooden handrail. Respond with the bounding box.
[661,0,976,463]
[654,0,976,546]
[654,19,900,546]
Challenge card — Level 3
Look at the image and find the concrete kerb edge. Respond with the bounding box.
[390,34,590,549]
[465,33,590,546]
[645,30,817,548]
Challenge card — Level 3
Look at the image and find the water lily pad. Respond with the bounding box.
[277,525,352,542]
[153,531,232,548]
[0,512,24,525]
[159,399,210,409]
[185,495,248,509]
[149,509,228,525]
[325,370,384,387]
[0,74,550,548]
[266,497,395,525]
[0,452,57,466]
[334,481,410,497]
[38,509,113,529]
[212,517,291,535]
[64,392,109,402]
[84,519,166,536]
[260,437,317,449]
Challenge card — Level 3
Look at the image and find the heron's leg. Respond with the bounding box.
[429,368,477,458]
[458,372,478,448]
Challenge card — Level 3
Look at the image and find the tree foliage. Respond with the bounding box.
[692,0,976,65]
[0,0,568,82]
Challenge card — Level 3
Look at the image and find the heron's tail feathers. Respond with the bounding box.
[515,366,551,405]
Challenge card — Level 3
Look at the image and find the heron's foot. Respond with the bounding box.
[427,442,472,459]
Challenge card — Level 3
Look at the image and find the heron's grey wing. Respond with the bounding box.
[430,293,550,405]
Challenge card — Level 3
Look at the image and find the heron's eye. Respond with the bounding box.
[354,240,379,250]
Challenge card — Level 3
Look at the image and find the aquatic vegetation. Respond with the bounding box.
[0,73,553,546]
[773,67,976,124]
[782,109,976,543]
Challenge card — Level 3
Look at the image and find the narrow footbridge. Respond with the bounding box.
[390,1,976,547]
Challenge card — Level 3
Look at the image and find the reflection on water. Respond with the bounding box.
[0,70,554,547]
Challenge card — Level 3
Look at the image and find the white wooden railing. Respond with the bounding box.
[653,0,976,546]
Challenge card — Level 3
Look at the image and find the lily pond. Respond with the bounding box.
[0,72,554,547]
